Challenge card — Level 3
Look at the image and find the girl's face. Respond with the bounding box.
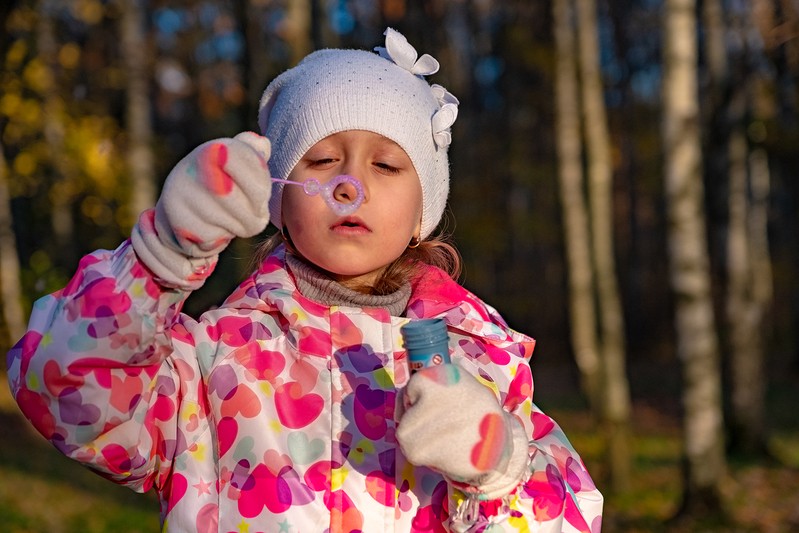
[282,130,422,289]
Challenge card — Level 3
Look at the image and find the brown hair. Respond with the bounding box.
[249,230,461,295]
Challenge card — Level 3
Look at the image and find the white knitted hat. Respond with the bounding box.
[258,28,459,240]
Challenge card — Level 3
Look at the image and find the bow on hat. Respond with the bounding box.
[376,28,459,149]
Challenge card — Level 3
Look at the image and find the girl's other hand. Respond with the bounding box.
[396,363,530,500]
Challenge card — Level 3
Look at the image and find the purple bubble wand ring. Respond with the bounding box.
[270,174,365,216]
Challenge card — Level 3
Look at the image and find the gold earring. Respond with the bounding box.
[408,235,421,249]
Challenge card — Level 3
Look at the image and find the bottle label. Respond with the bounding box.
[401,318,451,374]
[408,351,447,373]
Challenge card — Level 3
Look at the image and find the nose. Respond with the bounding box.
[333,179,358,205]
[330,174,366,206]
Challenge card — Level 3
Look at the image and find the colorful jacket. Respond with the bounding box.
[7,242,603,532]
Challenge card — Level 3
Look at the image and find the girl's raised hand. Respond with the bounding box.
[131,132,272,289]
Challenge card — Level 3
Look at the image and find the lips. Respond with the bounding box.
[331,216,370,233]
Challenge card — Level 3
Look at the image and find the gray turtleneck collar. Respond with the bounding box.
[285,254,412,317]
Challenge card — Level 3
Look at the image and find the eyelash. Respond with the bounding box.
[375,162,400,174]
[309,159,401,175]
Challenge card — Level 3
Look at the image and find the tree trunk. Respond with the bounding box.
[37,0,76,264]
[286,0,312,65]
[0,143,26,345]
[576,0,632,493]
[748,147,773,324]
[723,0,774,459]
[120,0,156,221]
[662,0,727,515]
[553,0,602,417]
[702,0,727,87]
[725,120,769,456]
[239,0,271,124]
[751,0,799,66]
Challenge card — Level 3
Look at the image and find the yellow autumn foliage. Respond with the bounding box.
[5,39,28,70]
[22,58,53,94]
[12,152,36,177]
[71,0,105,26]
[65,116,123,194]
[19,99,43,128]
[81,195,114,225]
[0,93,22,118]
[6,4,36,34]
[58,43,81,70]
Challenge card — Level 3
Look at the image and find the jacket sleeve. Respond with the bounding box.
[449,345,603,533]
[6,240,205,493]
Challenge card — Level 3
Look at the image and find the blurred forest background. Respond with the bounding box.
[1,0,799,531]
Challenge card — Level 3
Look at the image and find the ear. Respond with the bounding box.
[407,220,422,249]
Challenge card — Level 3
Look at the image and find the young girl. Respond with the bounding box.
[7,28,602,532]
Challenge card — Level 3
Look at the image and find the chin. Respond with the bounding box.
[325,264,384,284]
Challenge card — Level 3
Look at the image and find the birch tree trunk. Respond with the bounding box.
[120,0,156,220]
[576,0,632,493]
[553,0,602,417]
[662,0,727,514]
[0,144,26,345]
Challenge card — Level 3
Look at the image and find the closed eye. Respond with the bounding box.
[374,162,401,174]
[308,158,337,170]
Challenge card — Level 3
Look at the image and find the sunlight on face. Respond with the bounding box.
[282,130,422,290]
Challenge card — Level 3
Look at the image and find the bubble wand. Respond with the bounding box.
[270,174,365,216]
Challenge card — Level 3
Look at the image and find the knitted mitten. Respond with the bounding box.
[396,364,530,500]
[131,132,272,289]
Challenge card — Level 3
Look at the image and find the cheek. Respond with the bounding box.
[282,185,302,212]
[281,199,314,256]
[281,188,313,231]
[383,188,422,246]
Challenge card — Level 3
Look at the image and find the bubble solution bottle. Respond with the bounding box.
[400,318,452,374]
